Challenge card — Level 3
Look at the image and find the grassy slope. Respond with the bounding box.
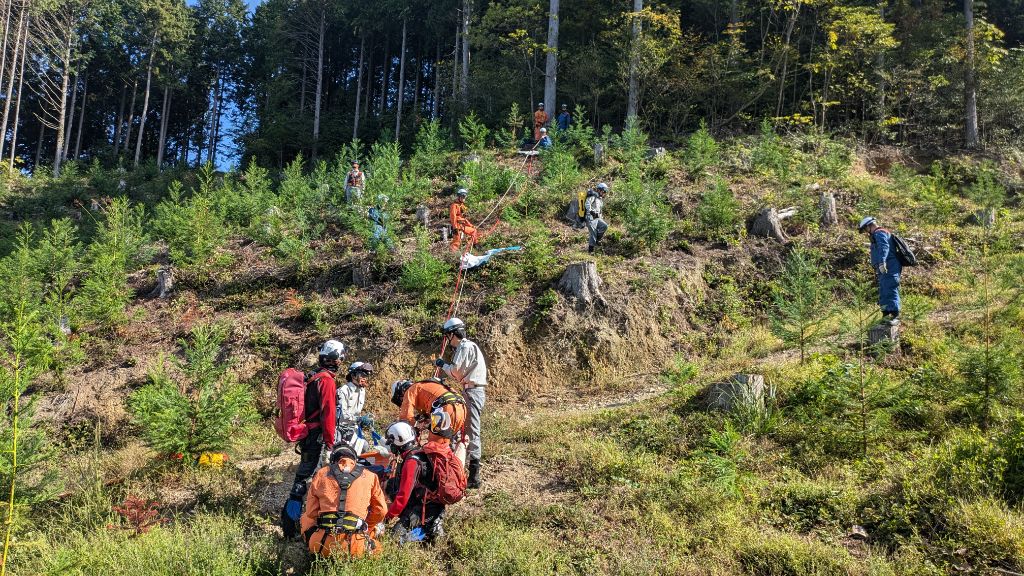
[5,134,1024,575]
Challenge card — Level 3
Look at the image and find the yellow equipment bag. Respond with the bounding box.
[577,190,587,219]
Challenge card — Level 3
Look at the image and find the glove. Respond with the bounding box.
[877,263,888,275]
[434,358,446,368]
[374,444,391,458]
[357,414,374,428]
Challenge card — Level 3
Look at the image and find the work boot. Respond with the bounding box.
[467,459,481,489]
[587,245,594,253]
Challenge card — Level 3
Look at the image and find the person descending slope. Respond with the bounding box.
[390,378,467,448]
[336,362,375,453]
[280,340,345,539]
[449,188,478,252]
[434,317,487,489]
[300,443,387,558]
[859,216,906,325]
[584,183,609,253]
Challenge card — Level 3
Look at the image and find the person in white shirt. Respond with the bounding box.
[336,362,374,454]
[433,317,487,489]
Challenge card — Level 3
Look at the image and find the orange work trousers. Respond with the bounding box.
[450,224,479,252]
[306,530,380,558]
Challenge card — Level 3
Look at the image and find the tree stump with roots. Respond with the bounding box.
[557,262,606,308]
[750,206,798,243]
[416,204,430,227]
[819,191,838,228]
[704,374,766,411]
[149,267,174,299]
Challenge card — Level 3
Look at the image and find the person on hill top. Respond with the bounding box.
[281,339,345,539]
[534,102,549,141]
[556,104,572,131]
[434,317,487,489]
[300,443,387,558]
[859,216,903,325]
[584,183,610,253]
[449,188,478,252]
[390,377,467,449]
[345,161,365,204]
[383,421,447,544]
[336,362,375,454]
[537,127,553,150]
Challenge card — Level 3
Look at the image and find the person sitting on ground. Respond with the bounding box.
[390,378,466,447]
[533,102,548,141]
[537,127,552,150]
[368,195,393,250]
[556,104,572,131]
[584,183,610,253]
[280,339,345,539]
[345,161,365,204]
[449,188,478,252]
[859,216,903,325]
[434,317,487,489]
[336,362,375,454]
[300,443,387,558]
[383,421,447,544]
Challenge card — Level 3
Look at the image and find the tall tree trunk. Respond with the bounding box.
[299,57,307,113]
[157,85,170,168]
[74,76,87,159]
[363,44,373,118]
[460,0,470,104]
[378,33,391,115]
[544,0,559,115]
[0,7,24,162]
[412,46,421,117]
[206,70,220,163]
[394,18,407,140]
[775,3,799,116]
[133,37,157,167]
[123,80,138,153]
[626,0,643,122]
[211,74,225,164]
[0,0,13,99]
[62,74,78,161]
[432,40,441,120]
[8,18,24,171]
[963,0,979,149]
[353,35,365,139]
[52,37,72,177]
[34,120,43,170]
[312,7,325,161]
[452,24,459,113]
[114,85,125,149]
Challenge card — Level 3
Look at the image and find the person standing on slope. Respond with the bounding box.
[434,317,487,489]
[533,102,549,141]
[281,339,345,539]
[556,104,572,131]
[859,216,903,325]
[336,362,375,454]
[345,161,365,204]
[449,188,478,252]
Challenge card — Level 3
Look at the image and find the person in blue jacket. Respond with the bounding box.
[556,104,572,131]
[859,216,902,324]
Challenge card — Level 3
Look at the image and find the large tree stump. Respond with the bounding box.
[352,261,372,288]
[750,206,797,243]
[416,204,430,227]
[968,208,996,227]
[149,267,174,299]
[646,146,667,160]
[557,262,606,308]
[594,142,606,165]
[704,374,766,411]
[819,191,838,228]
[440,226,449,244]
[868,323,900,347]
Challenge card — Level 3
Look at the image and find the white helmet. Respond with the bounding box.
[456,188,469,198]
[442,317,467,339]
[858,216,877,232]
[385,421,417,451]
[540,127,547,134]
[318,339,347,369]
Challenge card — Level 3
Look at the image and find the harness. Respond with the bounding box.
[304,462,370,555]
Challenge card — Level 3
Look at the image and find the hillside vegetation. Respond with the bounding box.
[1,118,1023,575]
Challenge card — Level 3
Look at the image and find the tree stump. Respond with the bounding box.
[557,262,606,308]
[416,204,430,227]
[819,191,838,228]
[564,198,581,225]
[646,146,667,160]
[149,267,174,299]
[750,207,796,243]
[440,226,449,244]
[704,374,766,411]
[868,322,900,347]
[594,142,605,165]
[968,208,996,227]
[352,261,372,288]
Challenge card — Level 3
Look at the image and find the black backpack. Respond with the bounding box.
[879,228,918,267]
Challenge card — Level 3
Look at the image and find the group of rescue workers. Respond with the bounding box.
[278,317,487,558]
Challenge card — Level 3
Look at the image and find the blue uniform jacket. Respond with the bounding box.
[870,229,902,274]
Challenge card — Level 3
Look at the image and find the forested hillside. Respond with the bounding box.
[1,1,1024,575]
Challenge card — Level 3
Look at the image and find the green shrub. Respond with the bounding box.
[968,161,1007,209]
[448,517,563,576]
[696,177,740,240]
[494,102,525,151]
[891,164,957,224]
[608,117,648,166]
[459,157,523,204]
[559,104,596,162]
[616,167,671,253]
[459,111,490,152]
[76,198,147,328]
[539,148,582,197]
[751,119,792,182]
[399,226,452,308]
[128,324,252,459]
[770,249,835,363]
[152,180,230,278]
[685,119,719,177]
[410,119,451,178]
[737,531,858,576]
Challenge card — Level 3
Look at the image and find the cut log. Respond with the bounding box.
[149,267,174,299]
[415,204,430,227]
[868,322,900,347]
[819,191,838,228]
[557,261,606,308]
[750,207,796,242]
[704,374,766,411]
[594,142,605,165]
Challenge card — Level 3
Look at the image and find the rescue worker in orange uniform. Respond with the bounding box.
[533,102,548,141]
[390,378,466,446]
[300,443,388,558]
[449,188,478,252]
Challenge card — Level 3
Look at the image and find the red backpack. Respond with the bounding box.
[274,368,312,442]
[420,442,467,505]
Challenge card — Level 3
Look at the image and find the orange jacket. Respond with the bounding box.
[398,380,451,423]
[450,202,471,231]
[300,458,387,538]
[534,110,549,128]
